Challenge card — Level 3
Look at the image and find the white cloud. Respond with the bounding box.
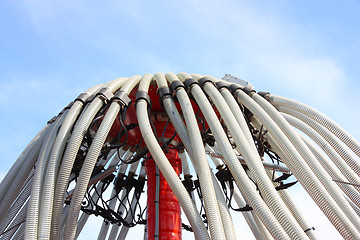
[1,1,359,239]
[161,0,350,106]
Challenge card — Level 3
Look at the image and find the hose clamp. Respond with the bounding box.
[158,87,172,100]
[64,101,74,110]
[75,92,91,104]
[158,87,173,108]
[184,78,199,93]
[229,83,243,95]
[215,81,230,91]
[198,77,213,88]
[96,87,114,102]
[170,80,185,92]
[242,86,256,95]
[113,90,132,107]
[47,115,57,124]
[87,93,96,102]
[135,91,152,108]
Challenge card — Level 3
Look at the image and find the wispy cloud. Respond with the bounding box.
[1,1,359,239]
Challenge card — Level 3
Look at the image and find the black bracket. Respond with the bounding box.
[275,181,298,191]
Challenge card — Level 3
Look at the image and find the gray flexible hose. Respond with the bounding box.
[252,93,360,233]
[25,112,67,240]
[176,73,289,240]
[11,218,26,240]
[270,95,360,159]
[51,97,105,240]
[108,153,139,240]
[117,165,146,240]
[0,172,33,236]
[158,73,226,239]
[301,135,360,208]
[0,124,49,227]
[1,201,29,240]
[64,76,140,240]
[265,169,318,240]
[283,113,360,206]
[202,81,306,239]
[0,125,48,206]
[136,74,210,240]
[247,113,360,239]
[277,105,360,177]
[97,149,129,240]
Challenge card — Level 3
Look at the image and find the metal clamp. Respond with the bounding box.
[135,91,152,108]
[215,81,230,91]
[198,77,213,88]
[184,78,199,92]
[96,87,114,102]
[229,83,243,95]
[170,80,185,92]
[75,92,91,104]
[113,90,131,107]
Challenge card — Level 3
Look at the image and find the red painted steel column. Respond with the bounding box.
[145,122,182,240]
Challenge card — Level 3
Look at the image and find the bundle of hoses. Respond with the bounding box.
[0,72,359,240]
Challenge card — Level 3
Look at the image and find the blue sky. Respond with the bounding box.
[1,0,359,239]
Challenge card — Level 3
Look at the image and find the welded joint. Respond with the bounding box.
[113,90,132,107]
[96,87,114,102]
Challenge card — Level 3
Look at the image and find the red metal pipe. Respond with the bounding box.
[107,83,216,239]
[145,122,182,240]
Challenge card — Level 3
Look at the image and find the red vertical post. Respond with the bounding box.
[145,122,182,240]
